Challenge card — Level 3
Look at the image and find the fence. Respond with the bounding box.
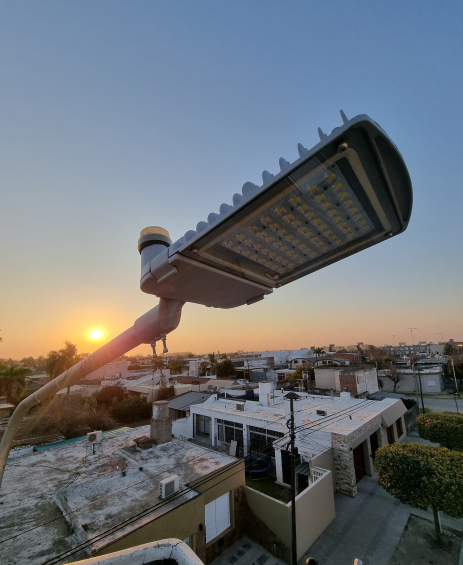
[404,403,419,433]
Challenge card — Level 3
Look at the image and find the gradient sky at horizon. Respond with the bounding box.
[1,1,462,359]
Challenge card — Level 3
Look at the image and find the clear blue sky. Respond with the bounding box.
[1,1,462,357]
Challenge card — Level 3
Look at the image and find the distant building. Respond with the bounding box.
[384,342,430,356]
[314,366,379,398]
[83,360,130,384]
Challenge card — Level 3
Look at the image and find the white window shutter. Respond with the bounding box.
[205,493,230,543]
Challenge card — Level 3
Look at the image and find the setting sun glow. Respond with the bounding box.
[89,328,104,340]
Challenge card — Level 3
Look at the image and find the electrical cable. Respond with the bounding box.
[37,400,380,564]
[2,395,379,563]
[2,397,376,547]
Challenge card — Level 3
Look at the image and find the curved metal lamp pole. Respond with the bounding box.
[0,298,183,488]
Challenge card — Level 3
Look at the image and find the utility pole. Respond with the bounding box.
[285,392,300,565]
[410,359,420,410]
[415,363,425,414]
[450,360,460,413]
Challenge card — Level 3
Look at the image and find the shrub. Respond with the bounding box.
[110,395,152,423]
[417,412,463,449]
[401,398,417,411]
[95,385,125,406]
[157,386,175,401]
[376,442,463,542]
[39,395,118,439]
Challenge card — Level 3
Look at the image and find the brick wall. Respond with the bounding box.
[339,374,358,396]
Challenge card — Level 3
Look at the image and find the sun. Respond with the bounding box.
[89,328,104,340]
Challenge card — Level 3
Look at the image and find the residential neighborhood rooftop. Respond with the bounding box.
[0,426,237,565]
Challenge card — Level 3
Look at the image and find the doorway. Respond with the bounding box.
[353,443,366,483]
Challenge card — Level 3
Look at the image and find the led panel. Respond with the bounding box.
[219,162,374,276]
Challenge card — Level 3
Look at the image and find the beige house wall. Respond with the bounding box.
[97,495,204,556]
[98,462,245,558]
[245,487,291,548]
[311,451,336,491]
[245,469,335,561]
[294,471,335,559]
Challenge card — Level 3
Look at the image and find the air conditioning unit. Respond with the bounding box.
[316,410,327,416]
[87,430,102,443]
[159,475,180,499]
[235,403,245,411]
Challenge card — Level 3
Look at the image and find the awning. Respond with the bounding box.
[295,462,311,475]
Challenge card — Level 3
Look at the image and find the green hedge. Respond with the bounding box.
[110,395,152,423]
[417,413,463,449]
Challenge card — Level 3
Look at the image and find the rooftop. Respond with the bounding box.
[193,395,405,453]
[0,426,236,565]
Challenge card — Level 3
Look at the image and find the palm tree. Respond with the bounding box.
[0,364,33,404]
[208,353,217,374]
[45,341,88,380]
[313,347,325,358]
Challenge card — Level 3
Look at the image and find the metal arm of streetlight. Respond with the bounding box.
[0,298,184,488]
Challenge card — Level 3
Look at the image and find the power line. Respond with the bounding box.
[3,397,378,556]
[37,400,379,564]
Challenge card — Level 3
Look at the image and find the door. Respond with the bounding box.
[205,493,231,543]
[370,432,379,460]
[353,443,366,483]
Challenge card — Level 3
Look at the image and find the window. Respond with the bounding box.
[196,415,210,436]
[217,419,243,444]
[396,417,403,438]
[427,380,437,387]
[248,426,284,456]
[387,425,395,444]
[205,493,231,543]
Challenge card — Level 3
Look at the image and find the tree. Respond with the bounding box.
[168,356,187,375]
[444,342,456,356]
[382,363,404,394]
[216,358,236,378]
[449,360,463,388]
[364,345,387,365]
[207,353,217,374]
[20,356,35,367]
[417,413,463,450]
[39,395,117,439]
[0,364,33,403]
[375,442,463,543]
[157,385,175,401]
[199,361,209,376]
[128,363,142,371]
[289,365,314,382]
[110,396,152,423]
[45,342,88,380]
[95,386,125,406]
[313,347,325,358]
[152,356,166,371]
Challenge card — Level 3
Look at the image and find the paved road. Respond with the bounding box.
[421,396,463,413]
[301,474,463,565]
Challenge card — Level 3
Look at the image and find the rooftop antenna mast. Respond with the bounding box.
[407,327,417,353]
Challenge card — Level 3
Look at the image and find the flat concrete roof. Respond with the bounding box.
[0,426,236,565]
[192,395,405,447]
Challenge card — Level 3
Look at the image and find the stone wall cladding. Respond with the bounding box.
[331,415,382,497]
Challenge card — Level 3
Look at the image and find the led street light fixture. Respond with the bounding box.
[139,113,412,309]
